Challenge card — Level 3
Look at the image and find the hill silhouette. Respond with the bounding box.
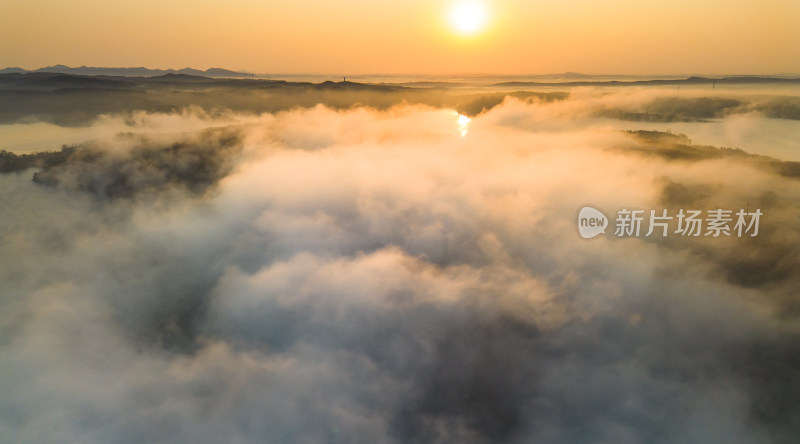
[4,65,254,78]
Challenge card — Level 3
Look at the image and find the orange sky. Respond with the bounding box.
[1,0,799,75]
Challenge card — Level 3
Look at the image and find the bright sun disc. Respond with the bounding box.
[449,1,488,35]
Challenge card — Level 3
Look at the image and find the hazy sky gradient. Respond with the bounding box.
[1,0,799,74]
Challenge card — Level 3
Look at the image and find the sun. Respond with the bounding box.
[448,1,488,35]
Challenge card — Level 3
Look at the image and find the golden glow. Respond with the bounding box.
[0,0,798,74]
[448,1,488,35]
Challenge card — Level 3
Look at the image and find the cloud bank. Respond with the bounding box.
[1,93,800,443]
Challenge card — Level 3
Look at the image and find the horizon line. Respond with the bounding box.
[3,65,800,79]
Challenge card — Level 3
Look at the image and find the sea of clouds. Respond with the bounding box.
[1,89,799,443]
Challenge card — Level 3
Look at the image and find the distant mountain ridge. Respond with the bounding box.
[494,76,800,87]
[0,65,253,78]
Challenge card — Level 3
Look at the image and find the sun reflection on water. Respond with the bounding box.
[457,114,471,136]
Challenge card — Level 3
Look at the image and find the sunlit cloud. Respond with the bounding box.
[1,88,800,442]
